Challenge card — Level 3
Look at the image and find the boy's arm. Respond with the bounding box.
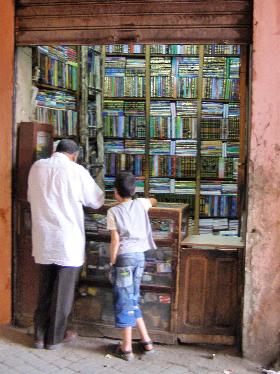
[110,230,120,265]
[148,197,157,207]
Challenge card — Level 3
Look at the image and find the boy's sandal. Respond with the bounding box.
[107,343,134,361]
[139,340,155,354]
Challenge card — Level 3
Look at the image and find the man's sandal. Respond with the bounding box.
[139,340,155,354]
[107,343,134,361]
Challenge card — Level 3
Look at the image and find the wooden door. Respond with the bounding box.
[177,248,240,345]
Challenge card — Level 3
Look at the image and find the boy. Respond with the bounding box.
[107,171,157,361]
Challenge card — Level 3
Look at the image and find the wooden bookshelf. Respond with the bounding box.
[100,43,245,236]
[35,83,78,95]
[32,46,80,138]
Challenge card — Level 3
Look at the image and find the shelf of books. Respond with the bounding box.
[32,46,79,137]
[103,45,147,196]
[199,44,241,236]
[73,202,188,342]
[101,43,244,237]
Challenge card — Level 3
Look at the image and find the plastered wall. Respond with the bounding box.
[15,47,33,124]
[243,0,280,364]
[0,0,14,323]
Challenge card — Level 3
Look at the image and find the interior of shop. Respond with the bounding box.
[14,43,246,346]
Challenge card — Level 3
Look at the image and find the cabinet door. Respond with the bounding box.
[177,248,240,345]
[15,203,39,326]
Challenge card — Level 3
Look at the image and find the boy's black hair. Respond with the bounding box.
[114,171,136,198]
[56,139,79,154]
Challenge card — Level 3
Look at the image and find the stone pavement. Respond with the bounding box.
[0,325,262,374]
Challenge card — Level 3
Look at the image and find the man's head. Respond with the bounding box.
[114,171,136,201]
[56,139,79,162]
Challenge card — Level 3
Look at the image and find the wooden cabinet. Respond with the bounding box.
[17,122,53,200]
[15,201,39,326]
[178,235,244,346]
[15,122,53,326]
[72,201,189,344]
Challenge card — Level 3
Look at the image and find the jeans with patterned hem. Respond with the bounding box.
[112,252,145,328]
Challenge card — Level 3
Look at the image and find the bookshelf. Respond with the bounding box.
[32,46,80,138]
[32,45,104,188]
[29,44,245,235]
[101,44,245,236]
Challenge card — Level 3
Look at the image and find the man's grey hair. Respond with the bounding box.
[56,139,79,155]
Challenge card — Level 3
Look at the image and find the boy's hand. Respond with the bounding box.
[108,264,116,284]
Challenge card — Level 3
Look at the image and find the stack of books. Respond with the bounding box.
[175,157,196,177]
[149,178,171,193]
[106,44,145,54]
[150,140,171,155]
[177,101,198,117]
[175,181,196,194]
[174,117,197,139]
[204,44,240,55]
[200,195,237,217]
[125,140,145,154]
[105,153,145,177]
[103,100,124,137]
[104,57,126,97]
[199,218,229,234]
[105,153,126,176]
[88,101,96,137]
[201,157,238,180]
[202,56,240,100]
[175,140,197,156]
[173,57,199,98]
[38,46,78,90]
[151,57,172,97]
[201,141,223,156]
[104,140,124,153]
[34,90,77,136]
[125,58,146,97]
[150,45,169,54]
[149,156,197,178]
[169,45,199,55]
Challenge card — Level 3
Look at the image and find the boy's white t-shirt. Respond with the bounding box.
[107,198,152,231]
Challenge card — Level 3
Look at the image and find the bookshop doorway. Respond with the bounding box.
[14,42,248,346]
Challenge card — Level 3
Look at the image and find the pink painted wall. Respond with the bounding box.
[0,0,14,324]
[243,0,280,364]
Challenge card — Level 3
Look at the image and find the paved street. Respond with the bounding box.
[0,326,262,374]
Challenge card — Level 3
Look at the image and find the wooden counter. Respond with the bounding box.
[181,234,244,249]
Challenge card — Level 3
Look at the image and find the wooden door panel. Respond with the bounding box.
[15,235,39,325]
[214,258,238,329]
[184,256,208,327]
[177,248,239,342]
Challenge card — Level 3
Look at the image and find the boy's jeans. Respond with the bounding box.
[113,252,145,328]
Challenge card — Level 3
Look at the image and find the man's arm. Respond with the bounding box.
[79,167,104,209]
[110,230,120,265]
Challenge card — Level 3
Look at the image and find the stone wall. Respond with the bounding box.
[243,0,280,364]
